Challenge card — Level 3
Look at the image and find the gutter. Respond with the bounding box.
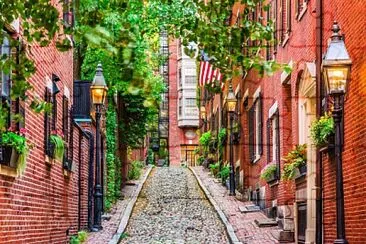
[315,0,323,243]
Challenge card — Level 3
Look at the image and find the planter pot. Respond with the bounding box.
[265,173,278,184]
[298,164,307,175]
[0,146,19,167]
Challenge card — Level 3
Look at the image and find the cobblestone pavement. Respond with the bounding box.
[120,167,229,244]
[86,168,148,244]
[191,166,284,244]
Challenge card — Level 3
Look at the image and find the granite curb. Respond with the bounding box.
[189,167,243,244]
[109,165,154,244]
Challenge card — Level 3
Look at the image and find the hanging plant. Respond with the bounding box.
[282,144,307,180]
[310,113,335,148]
[50,130,65,161]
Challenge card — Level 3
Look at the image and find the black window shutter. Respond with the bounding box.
[275,112,281,177]
[62,96,69,143]
[248,106,255,162]
[258,93,263,155]
[266,118,271,163]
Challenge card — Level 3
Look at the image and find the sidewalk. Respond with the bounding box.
[86,167,150,244]
[191,166,283,244]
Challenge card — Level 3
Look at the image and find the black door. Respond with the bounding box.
[297,203,307,244]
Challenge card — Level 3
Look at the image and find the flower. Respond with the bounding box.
[19,128,27,136]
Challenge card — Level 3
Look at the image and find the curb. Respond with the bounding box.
[109,165,154,244]
[189,167,243,244]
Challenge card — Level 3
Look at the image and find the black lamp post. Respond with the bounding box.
[90,63,108,231]
[226,83,237,196]
[322,22,352,244]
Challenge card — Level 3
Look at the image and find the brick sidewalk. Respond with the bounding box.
[86,168,148,244]
[191,166,283,244]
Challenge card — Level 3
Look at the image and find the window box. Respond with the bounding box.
[294,164,307,180]
[0,146,19,168]
[265,173,278,184]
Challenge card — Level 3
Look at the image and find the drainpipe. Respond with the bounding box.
[315,0,323,243]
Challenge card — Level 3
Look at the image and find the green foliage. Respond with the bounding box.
[260,164,278,182]
[197,155,205,166]
[199,131,212,148]
[69,231,88,244]
[105,105,118,211]
[0,130,28,175]
[217,165,230,183]
[310,113,335,147]
[282,144,307,180]
[128,161,144,181]
[50,135,65,161]
[209,162,220,177]
[147,148,155,165]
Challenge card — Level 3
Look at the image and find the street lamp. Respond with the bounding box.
[91,63,108,231]
[226,82,237,196]
[322,21,352,244]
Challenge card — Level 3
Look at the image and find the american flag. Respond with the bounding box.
[198,61,225,90]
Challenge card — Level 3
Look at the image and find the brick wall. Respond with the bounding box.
[322,1,366,243]
[0,3,97,243]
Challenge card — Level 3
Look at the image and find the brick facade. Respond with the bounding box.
[0,4,101,243]
[201,0,366,243]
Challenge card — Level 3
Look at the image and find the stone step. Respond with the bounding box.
[239,205,261,213]
[254,218,278,227]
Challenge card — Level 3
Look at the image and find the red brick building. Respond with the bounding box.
[0,3,104,243]
[200,0,366,243]
[168,39,200,166]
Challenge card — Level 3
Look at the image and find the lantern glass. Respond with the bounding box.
[324,66,350,94]
[227,99,237,112]
[91,86,107,105]
[200,106,206,119]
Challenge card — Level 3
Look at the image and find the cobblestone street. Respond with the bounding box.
[120,167,229,243]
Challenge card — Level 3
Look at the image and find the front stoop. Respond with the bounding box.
[271,230,295,243]
[255,219,278,227]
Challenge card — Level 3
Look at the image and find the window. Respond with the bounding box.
[267,103,280,176]
[63,0,73,27]
[178,67,182,88]
[178,97,182,116]
[185,98,198,116]
[1,35,11,129]
[266,4,273,60]
[249,91,263,163]
[185,75,196,85]
[279,0,291,45]
[295,0,308,20]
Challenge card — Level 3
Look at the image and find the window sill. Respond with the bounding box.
[253,155,261,164]
[281,34,290,48]
[297,4,308,21]
[0,165,17,177]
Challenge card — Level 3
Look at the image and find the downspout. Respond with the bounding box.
[78,131,82,230]
[315,0,323,242]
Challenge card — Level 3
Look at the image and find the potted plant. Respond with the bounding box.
[0,128,28,175]
[310,113,335,148]
[217,164,230,185]
[282,144,307,180]
[49,130,65,161]
[260,163,278,183]
[209,161,220,177]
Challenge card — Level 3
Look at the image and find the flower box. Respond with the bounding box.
[265,172,278,184]
[0,146,19,168]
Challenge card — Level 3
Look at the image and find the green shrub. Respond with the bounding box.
[78,231,88,243]
[310,113,334,147]
[217,165,230,183]
[147,148,154,164]
[128,160,144,180]
[50,134,65,160]
[209,162,220,177]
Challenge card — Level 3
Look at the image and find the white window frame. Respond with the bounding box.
[253,87,261,162]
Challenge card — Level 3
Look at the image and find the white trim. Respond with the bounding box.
[253,86,261,101]
[234,84,240,96]
[281,60,294,85]
[45,76,52,91]
[269,101,278,118]
[64,86,70,99]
